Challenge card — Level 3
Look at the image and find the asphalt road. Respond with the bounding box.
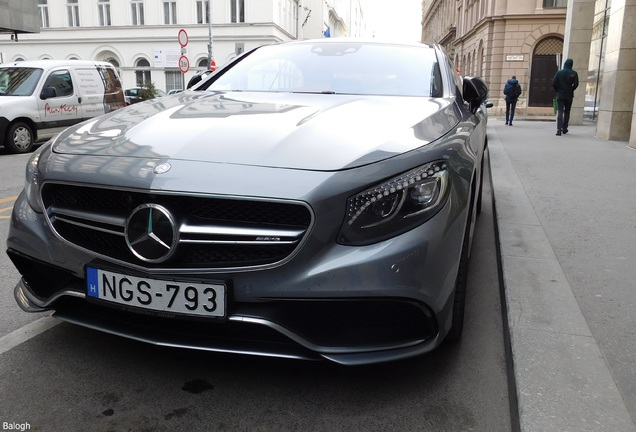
[0,148,512,432]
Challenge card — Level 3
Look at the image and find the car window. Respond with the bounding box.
[43,70,74,98]
[208,42,442,97]
[0,67,44,96]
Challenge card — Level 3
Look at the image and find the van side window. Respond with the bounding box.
[43,70,74,98]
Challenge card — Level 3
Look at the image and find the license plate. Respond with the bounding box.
[86,267,226,318]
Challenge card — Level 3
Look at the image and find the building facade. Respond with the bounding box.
[0,0,364,93]
[422,0,636,147]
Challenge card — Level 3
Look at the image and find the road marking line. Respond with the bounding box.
[0,195,18,204]
[0,316,60,355]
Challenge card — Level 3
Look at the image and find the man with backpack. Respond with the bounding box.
[552,58,579,136]
[503,76,522,126]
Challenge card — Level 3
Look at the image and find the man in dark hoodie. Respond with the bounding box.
[552,58,579,136]
[503,76,522,126]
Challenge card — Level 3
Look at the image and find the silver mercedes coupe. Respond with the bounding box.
[7,39,490,365]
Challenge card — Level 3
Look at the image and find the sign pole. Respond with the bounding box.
[207,0,213,71]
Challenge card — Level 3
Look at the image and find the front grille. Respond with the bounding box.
[41,183,313,269]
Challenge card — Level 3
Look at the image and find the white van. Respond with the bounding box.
[0,60,125,153]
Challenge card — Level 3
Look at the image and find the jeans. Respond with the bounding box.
[505,100,517,124]
[557,97,573,131]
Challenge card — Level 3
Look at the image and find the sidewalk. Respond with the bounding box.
[488,118,636,432]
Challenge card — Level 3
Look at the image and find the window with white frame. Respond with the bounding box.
[98,0,111,26]
[196,0,209,24]
[67,0,80,27]
[38,0,49,28]
[163,1,177,24]
[135,58,151,87]
[132,0,145,25]
[543,0,567,7]
[280,0,297,34]
[231,0,245,23]
[165,70,184,92]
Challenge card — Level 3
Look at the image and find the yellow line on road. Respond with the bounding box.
[0,195,18,204]
[0,196,17,219]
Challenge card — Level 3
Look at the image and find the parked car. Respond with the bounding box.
[0,60,125,153]
[7,39,490,365]
[124,86,166,105]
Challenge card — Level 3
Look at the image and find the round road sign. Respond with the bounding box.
[178,29,188,47]
[179,55,190,73]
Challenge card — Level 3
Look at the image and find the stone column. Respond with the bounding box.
[562,0,596,125]
[630,91,636,148]
[597,0,636,141]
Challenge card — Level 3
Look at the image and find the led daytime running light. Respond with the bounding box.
[347,161,448,226]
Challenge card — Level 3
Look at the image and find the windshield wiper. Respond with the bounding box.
[291,90,337,95]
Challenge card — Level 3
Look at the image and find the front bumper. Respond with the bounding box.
[7,178,465,365]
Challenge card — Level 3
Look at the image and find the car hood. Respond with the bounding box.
[53,91,458,171]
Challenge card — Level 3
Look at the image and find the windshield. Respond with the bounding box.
[207,42,443,97]
[0,67,44,96]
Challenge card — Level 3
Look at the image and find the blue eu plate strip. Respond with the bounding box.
[86,267,99,298]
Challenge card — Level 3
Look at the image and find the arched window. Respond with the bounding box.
[106,58,120,68]
[197,57,209,70]
[135,58,151,87]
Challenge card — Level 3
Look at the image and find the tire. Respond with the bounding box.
[476,155,485,215]
[445,227,470,342]
[5,122,34,154]
[446,192,474,342]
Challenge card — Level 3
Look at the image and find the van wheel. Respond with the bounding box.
[5,122,34,154]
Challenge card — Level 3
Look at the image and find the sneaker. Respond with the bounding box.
[563,128,568,134]
[556,130,562,136]
[505,122,508,125]
[509,123,513,126]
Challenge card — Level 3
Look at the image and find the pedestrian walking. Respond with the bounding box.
[552,58,579,136]
[503,76,522,126]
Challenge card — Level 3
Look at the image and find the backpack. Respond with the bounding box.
[504,82,521,98]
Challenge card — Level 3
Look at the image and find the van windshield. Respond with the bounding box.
[0,67,44,96]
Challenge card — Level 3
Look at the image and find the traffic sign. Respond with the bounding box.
[178,29,188,47]
[179,55,190,73]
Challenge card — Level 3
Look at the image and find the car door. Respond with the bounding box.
[36,68,81,140]
[71,66,107,120]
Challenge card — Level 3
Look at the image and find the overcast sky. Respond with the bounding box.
[363,0,423,41]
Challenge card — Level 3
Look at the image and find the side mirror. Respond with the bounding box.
[463,76,489,113]
[187,70,213,89]
[40,86,57,100]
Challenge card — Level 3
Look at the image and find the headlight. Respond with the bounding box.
[338,161,450,245]
[24,144,48,213]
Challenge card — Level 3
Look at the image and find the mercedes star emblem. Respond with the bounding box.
[125,204,178,262]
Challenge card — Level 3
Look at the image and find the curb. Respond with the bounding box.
[488,125,636,432]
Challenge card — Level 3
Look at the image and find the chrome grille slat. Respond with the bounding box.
[41,183,313,270]
[53,215,125,237]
